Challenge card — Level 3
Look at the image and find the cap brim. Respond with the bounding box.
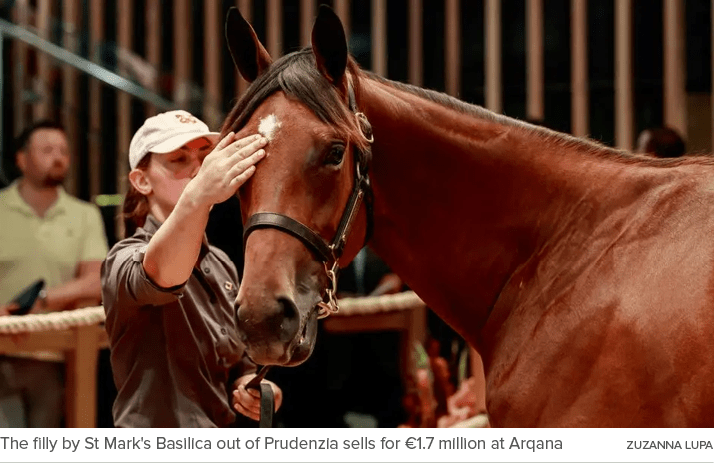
[149,131,221,154]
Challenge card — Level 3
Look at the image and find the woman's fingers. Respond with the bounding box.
[214,132,236,151]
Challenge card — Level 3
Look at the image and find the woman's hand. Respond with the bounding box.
[232,373,283,422]
[184,132,267,208]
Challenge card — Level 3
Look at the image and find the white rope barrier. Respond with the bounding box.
[0,306,105,334]
[0,291,427,334]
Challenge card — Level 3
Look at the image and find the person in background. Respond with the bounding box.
[101,110,281,427]
[0,120,108,427]
[636,126,686,158]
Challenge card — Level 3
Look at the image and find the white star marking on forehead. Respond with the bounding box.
[258,114,282,141]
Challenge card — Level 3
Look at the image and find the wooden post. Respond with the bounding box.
[485,0,502,113]
[204,0,222,127]
[571,0,589,137]
[12,0,29,136]
[334,0,351,42]
[615,0,633,150]
[300,0,316,46]
[33,0,52,120]
[146,0,161,117]
[445,0,460,96]
[88,0,104,198]
[526,0,544,121]
[62,0,81,196]
[266,0,283,58]
[173,0,191,108]
[372,0,387,76]
[663,0,687,140]
[117,0,133,239]
[408,0,423,87]
[64,326,100,427]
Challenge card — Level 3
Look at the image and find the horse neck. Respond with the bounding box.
[358,77,665,343]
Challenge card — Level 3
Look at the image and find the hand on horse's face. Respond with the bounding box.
[183,132,267,208]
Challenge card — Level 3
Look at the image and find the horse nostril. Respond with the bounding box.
[276,297,300,341]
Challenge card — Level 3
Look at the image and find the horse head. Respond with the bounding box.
[222,6,372,366]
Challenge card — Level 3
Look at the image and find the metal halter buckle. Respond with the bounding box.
[316,261,340,319]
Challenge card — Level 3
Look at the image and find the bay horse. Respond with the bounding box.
[223,6,714,427]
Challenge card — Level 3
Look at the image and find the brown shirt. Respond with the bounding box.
[101,215,254,427]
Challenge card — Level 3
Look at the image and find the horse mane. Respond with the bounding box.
[222,48,368,152]
[222,47,711,168]
[363,71,714,168]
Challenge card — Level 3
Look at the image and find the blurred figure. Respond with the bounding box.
[0,121,109,427]
[636,127,686,158]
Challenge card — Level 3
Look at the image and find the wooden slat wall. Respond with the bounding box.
[267,0,283,58]
[33,0,52,120]
[485,0,502,113]
[663,0,687,139]
[445,0,460,97]
[88,0,104,198]
[173,0,191,108]
[117,0,134,239]
[372,0,387,76]
[615,0,634,149]
[204,0,222,129]
[146,0,161,118]
[301,0,316,46]
[526,0,544,122]
[237,0,253,96]
[11,0,29,139]
[408,0,423,87]
[571,0,589,137]
[334,0,351,43]
[62,0,80,196]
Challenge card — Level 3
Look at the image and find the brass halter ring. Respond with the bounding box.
[316,261,340,319]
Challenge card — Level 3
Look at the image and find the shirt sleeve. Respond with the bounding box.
[102,240,186,307]
[80,205,109,262]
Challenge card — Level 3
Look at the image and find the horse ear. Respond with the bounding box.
[311,5,348,89]
[225,7,272,82]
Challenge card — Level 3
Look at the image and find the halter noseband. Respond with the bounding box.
[242,83,374,318]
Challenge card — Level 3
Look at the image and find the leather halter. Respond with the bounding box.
[242,83,374,318]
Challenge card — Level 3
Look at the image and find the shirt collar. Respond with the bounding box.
[4,180,66,218]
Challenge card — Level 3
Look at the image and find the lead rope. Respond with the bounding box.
[244,365,273,427]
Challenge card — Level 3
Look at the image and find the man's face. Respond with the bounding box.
[17,128,70,187]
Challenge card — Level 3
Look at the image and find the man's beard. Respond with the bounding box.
[42,173,66,187]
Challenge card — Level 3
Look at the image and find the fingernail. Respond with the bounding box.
[257,149,265,156]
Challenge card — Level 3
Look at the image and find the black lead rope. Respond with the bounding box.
[245,365,273,428]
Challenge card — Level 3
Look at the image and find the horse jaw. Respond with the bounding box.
[235,229,323,366]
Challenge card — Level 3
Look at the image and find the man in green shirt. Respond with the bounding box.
[0,121,108,427]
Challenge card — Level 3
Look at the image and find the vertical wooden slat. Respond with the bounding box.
[33,0,52,120]
[408,0,423,87]
[266,0,283,58]
[663,0,687,139]
[12,0,29,135]
[173,0,191,108]
[62,0,81,196]
[204,0,222,128]
[485,0,502,113]
[146,0,161,117]
[300,0,316,46]
[571,0,589,137]
[88,0,104,198]
[372,0,387,76]
[615,0,633,149]
[237,0,253,96]
[334,0,351,41]
[445,0,460,96]
[712,0,714,149]
[117,0,133,239]
[526,0,544,121]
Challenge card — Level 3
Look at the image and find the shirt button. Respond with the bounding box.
[221,328,227,335]
[204,268,210,274]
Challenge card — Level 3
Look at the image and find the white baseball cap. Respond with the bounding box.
[128,110,220,169]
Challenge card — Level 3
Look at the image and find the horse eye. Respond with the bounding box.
[325,144,346,166]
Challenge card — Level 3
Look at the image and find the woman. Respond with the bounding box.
[101,110,281,427]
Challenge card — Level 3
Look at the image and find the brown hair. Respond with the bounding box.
[122,154,152,237]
